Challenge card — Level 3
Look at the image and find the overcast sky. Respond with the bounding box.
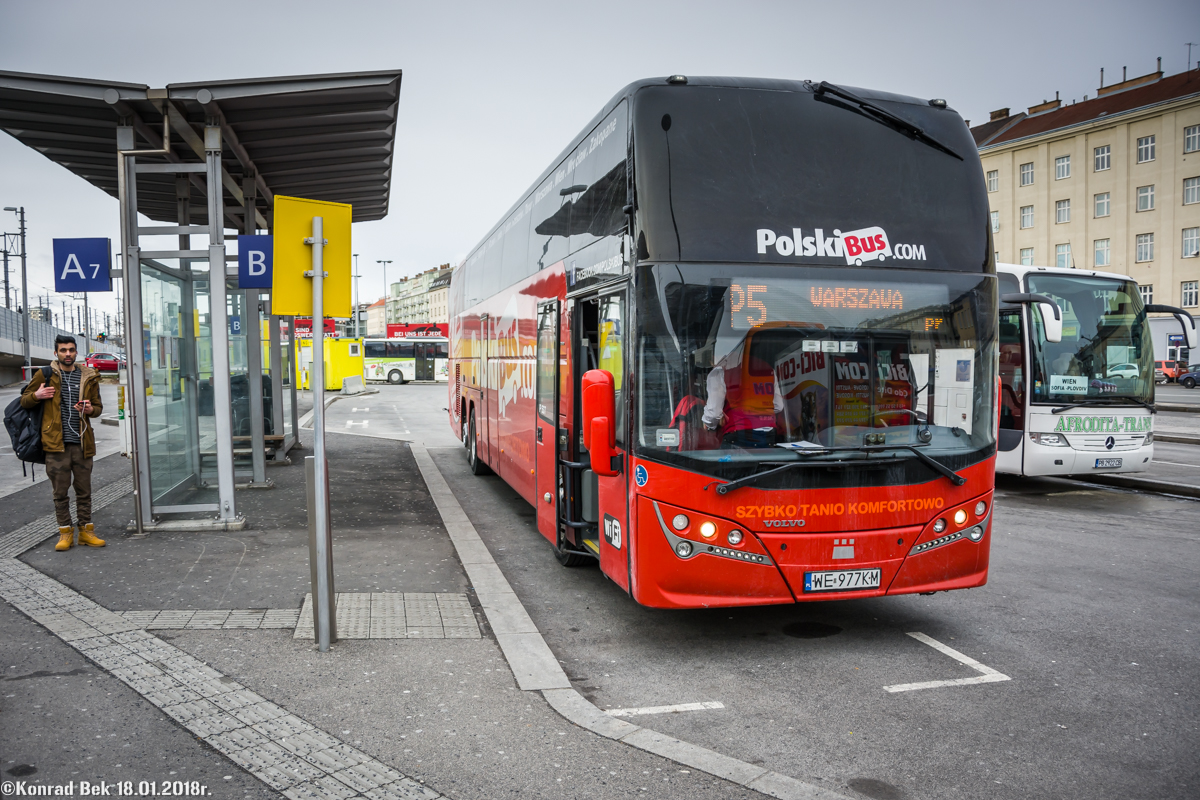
[1,0,1197,326]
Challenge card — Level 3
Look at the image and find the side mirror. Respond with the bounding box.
[581,369,619,476]
[1145,304,1199,350]
[1037,302,1062,344]
[1001,292,1062,343]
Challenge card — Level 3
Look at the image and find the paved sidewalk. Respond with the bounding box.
[1,430,769,800]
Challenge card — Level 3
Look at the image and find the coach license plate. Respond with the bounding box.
[804,568,882,593]
[1095,458,1123,469]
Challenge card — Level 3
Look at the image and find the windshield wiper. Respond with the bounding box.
[1051,398,1155,414]
[712,443,966,495]
[813,81,963,161]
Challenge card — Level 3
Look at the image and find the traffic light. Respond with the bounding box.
[97,332,107,342]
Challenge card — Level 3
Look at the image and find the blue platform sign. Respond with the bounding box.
[230,315,242,335]
[238,234,273,289]
[52,238,112,292]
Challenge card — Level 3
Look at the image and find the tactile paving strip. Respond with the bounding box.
[0,549,445,800]
[294,593,480,640]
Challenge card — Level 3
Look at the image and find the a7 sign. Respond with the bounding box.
[52,238,113,293]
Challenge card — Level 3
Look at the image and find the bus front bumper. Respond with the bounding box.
[1025,441,1153,476]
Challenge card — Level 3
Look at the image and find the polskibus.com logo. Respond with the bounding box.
[756,226,927,265]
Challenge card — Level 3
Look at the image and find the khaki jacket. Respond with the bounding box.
[20,361,103,458]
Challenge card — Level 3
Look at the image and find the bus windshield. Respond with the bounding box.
[636,264,997,485]
[1025,274,1153,405]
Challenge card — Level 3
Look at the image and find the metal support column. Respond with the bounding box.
[268,302,287,460]
[288,316,299,448]
[117,128,151,530]
[241,174,268,484]
[176,176,203,486]
[205,123,237,522]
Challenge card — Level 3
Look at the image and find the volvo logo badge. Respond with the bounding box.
[1105,436,1115,450]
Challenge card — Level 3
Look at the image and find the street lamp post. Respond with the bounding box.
[376,259,392,329]
[352,253,361,338]
[4,207,28,371]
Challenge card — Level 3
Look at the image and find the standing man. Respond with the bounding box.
[20,335,105,551]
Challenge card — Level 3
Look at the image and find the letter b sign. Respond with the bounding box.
[237,234,273,289]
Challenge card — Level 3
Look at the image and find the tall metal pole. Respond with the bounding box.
[376,259,391,329]
[309,216,335,651]
[2,242,9,309]
[18,208,27,370]
[352,253,360,338]
[83,293,90,355]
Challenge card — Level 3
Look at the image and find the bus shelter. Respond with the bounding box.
[0,70,401,531]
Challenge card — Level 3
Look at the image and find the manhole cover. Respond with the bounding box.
[782,621,842,639]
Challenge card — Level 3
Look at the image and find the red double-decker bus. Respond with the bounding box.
[448,77,997,608]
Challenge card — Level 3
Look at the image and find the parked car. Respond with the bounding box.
[1155,360,1181,383]
[1106,363,1140,380]
[1179,367,1200,389]
[85,352,121,372]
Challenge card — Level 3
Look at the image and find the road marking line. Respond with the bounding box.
[352,407,370,412]
[1152,460,1200,468]
[607,701,725,717]
[345,420,369,428]
[883,632,1011,693]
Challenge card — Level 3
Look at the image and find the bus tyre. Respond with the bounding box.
[554,528,592,567]
[388,370,403,385]
[468,410,491,475]
[1184,377,1196,389]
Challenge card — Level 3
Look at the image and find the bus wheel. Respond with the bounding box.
[468,410,491,475]
[554,528,592,567]
[388,370,403,385]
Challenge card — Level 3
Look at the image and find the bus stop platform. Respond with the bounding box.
[1,418,794,800]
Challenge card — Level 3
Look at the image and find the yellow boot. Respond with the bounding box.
[77,523,105,548]
[55,526,74,551]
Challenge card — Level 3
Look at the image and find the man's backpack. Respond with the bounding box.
[4,366,54,469]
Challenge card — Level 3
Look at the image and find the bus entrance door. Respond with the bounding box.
[593,292,631,593]
[414,343,435,381]
[535,302,559,542]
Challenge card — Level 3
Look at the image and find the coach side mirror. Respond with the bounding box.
[1001,292,1062,344]
[581,369,619,477]
[1145,304,1199,350]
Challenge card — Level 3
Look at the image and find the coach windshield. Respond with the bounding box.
[635,264,997,488]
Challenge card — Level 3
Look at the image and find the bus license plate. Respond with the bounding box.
[804,568,882,593]
[1095,458,1122,469]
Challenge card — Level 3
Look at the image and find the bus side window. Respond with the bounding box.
[999,307,1024,431]
[597,294,625,445]
[365,341,386,359]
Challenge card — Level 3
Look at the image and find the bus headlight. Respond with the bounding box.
[1144,432,1154,445]
[676,541,693,557]
[975,501,987,516]
[1030,432,1070,447]
[699,521,717,539]
[933,518,947,533]
[727,529,743,546]
[953,509,967,526]
[672,514,689,531]
[967,526,985,542]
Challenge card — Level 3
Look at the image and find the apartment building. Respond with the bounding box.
[972,62,1200,314]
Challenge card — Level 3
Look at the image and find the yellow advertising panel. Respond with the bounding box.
[272,195,352,317]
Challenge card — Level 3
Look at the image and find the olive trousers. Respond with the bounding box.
[45,444,92,528]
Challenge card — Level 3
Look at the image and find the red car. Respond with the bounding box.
[85,352,122,372]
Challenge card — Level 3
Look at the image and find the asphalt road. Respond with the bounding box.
[376,383,1200,800]
[1156,383,1200,407]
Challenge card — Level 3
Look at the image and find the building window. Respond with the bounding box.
[1094,144,1111,171]
[1020,162,1034,186]
[1056,243,1071,269]
[1094,238,1110,267]
[987,170,999,192]
[1094,192,1110,217]
[990,210,1000,233]
[1137,135,1156,163]
[1139,284,1153,305]
[1020,205,1034,228]
[1020,248,1034,266]
[1185,227,1200,258]
[1185,176,1200,205]
[1055,155,1071,180]
[1184,282,1199,308]
[1187,125,1200,154]
[1055,199,1070,223]
[1136,233,1154,262]
[1137,185,1155,212]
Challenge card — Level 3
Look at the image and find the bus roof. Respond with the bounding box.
[997,262,1136,283]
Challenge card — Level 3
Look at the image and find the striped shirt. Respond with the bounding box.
[59,368,82,444]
